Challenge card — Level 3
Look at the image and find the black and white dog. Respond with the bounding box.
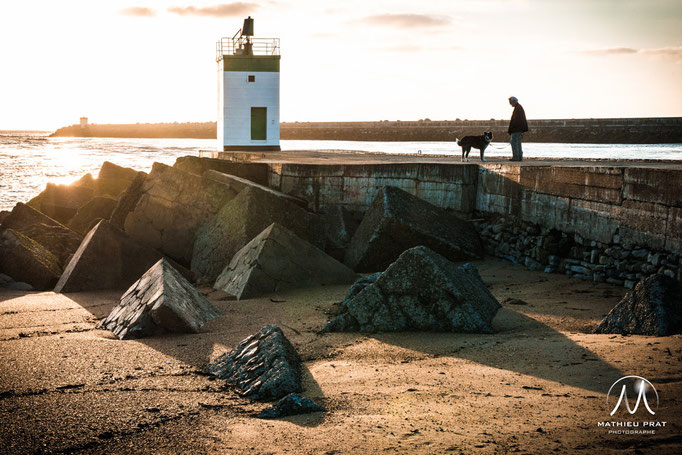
[457,131,493,162]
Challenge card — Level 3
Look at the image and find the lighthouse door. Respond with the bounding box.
[251,107,267,140]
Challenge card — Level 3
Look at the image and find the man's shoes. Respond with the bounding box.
[509,158,522,162]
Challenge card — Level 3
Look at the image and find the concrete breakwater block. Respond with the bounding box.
[67,196,117,235]
[1,202,82,268]
[95,161,142,199]
[214,223,357,300]
[344,186,483,272]
[123,163,238,265]
[595,274,682,336]
[192,186,325,284]
[172,156,269,186]
[325,246,500,333]
[258,393,326,419]
[0,229,61,290]
[100,259,220,340]
[55,220,174,293]
[30,176,96,224]
[207,325,302,401]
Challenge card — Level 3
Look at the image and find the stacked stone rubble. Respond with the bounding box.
[477,216,681,289]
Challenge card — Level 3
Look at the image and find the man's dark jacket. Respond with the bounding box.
[508,104,529,134]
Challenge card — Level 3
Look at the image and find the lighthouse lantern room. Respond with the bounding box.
[216,17,281,151]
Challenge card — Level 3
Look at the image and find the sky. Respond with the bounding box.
[0,0,681,130]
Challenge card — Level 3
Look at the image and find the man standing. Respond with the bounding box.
[508,96,528,161]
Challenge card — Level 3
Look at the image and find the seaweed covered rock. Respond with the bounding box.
[0,229,61,290]
[123,163,237,264]
[325,246,500,333]
[192,186,324,283]
[54,220,167,293]
[207,325,302,401]
[214,223,356,300]
[68,197,117,234]
[100,259,220,340]
[344,186,483,272]
[595,274,682,336]
[258,393,326,419]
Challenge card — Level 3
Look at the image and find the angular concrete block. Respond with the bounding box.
[345,186,483,272]
[595,274,682,336]
[1,202,82,267]
[123,163,237,264]
[207,325,302,401]
[55,220,167,293]
[0,229,61,290]
[326,246,500,333]
[191,186,325,283]
[101,258,220,340]
[68,197,117,234]
[214,223,356,299]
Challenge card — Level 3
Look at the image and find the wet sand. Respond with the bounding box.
[1,258,680,454]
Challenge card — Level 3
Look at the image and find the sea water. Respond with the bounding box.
[1,131,680,211]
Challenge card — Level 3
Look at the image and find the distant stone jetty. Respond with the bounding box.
[50,117,682,143]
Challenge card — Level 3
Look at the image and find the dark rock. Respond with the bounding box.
[0,202,82,267]
[258,393,326,419]
[344,186,483,272]
[1,202,64,231]
[0,273,12,285]
[204,170,308,209]
[123,163,237,265]
[6,281,34,291]
[30,176,96,224]
[322,206,361,261]
[55,220,167,293]
[207,325,302,401]
[325,246,500,333]
[0,210,10,226]
[95,162,142,198]
[595,274,682,336]
[100,259,220,339]
[173,156,269,186]
[0,229,61,290]
[21,223,83,268]
[191,186,324,283]
[67,197,117,234]
[109,172,147,229]
[214,223,356,299]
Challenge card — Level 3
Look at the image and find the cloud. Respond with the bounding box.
[641,46,682,57]
[360,13,451,28]
[168,3,258,17]
[119,7,156,17]
[576,46,682,58]
[380,44,464,53]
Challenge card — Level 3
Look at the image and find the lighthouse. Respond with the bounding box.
[216,17,281,151]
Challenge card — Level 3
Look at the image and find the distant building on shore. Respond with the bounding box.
[80,117,88,129]
[216,17,281,151]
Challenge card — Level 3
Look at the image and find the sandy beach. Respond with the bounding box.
[1,257,680,455]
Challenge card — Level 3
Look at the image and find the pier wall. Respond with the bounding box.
[199,150,682,286]
[263,162,682,258]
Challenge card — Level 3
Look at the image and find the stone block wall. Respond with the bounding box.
[268,163,479,215]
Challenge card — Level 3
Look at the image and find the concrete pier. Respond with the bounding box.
[199,149,681,257]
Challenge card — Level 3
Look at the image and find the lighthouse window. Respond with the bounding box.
[248,75,255,82]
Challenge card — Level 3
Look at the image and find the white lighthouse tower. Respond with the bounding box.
[216,17,280,151]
